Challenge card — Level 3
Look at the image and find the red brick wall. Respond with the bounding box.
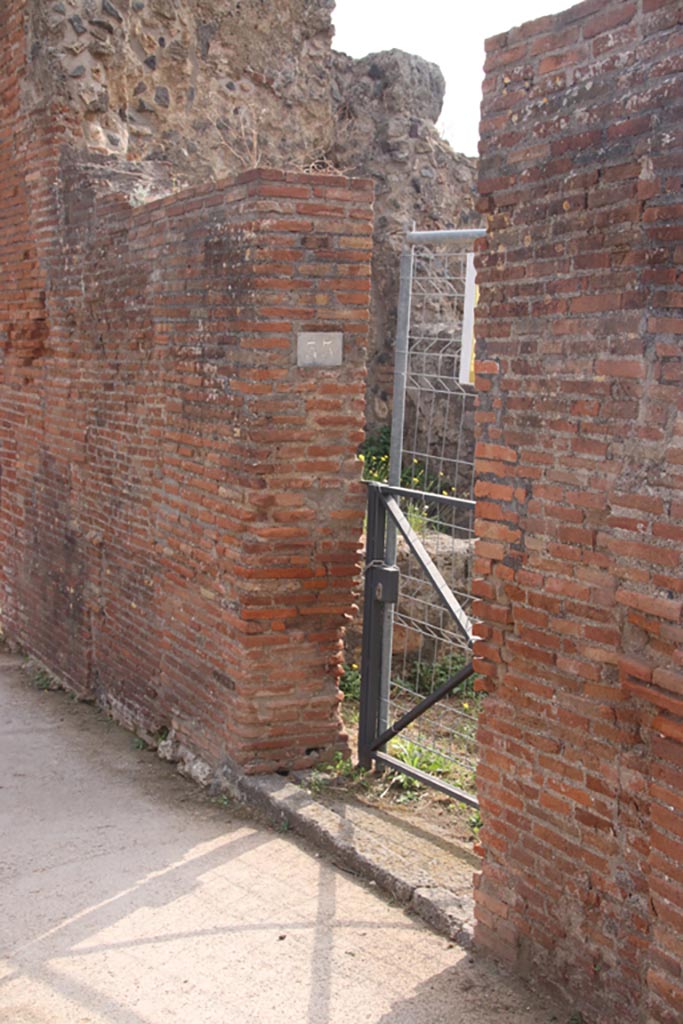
[1,1,373,773]
[474,2,683,1021]
[0,0,60,597]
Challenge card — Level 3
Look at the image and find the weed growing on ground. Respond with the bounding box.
[468,807,483,836]
[383,739,455,802]
[307,752,368,796]
[34,668,53,690]
[404,501,431,532]
[358,428,458,501]
[358,426,391,482]
[30,662,61,692]
[329,752,366,782]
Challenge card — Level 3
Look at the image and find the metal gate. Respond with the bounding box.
[358,228,485,808]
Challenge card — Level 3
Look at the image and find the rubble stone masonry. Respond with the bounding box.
[1,0,373,774]
[474,1,683,1021]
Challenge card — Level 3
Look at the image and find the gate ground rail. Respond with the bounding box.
[357,480,479,810]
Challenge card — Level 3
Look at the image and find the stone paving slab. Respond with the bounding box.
[0,652,565,1024]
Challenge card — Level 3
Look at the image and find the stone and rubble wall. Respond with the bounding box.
[29,0,337,180]
[21,0,481,437]
[1,0,373,773]
[473,1,683,1021]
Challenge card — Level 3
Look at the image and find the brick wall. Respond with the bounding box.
[0,1,60,595]
[474,1,683,1021]
[1,0,373,774]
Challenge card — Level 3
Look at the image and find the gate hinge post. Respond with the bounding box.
[358,484,388,771]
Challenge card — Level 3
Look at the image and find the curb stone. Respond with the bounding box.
[215,763,475,949]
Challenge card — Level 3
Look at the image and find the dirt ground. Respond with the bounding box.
[1,649,575,1024]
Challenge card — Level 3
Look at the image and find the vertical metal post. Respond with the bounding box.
[358,483,386,769]
[388,245,415,490]
[378,244,414,734]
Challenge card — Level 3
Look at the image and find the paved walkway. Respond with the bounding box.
[0,651,562,1024]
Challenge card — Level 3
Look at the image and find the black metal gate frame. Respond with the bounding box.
[358,481,479,809]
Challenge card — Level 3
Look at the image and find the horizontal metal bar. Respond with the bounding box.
[374,751,479,809]
[383,495,473,641]
[371,662,475,751]
[406,229,486,244]
[376,481,476,512]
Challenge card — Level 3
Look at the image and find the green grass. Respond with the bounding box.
[390,737,452,776]
[340,662,361,701]
[387,736,479,798]
[397,651,477,698]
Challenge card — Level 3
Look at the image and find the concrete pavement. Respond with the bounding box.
[0,650,563,1024]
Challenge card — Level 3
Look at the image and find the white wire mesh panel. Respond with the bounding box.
[402,243,476,502]
[385,234,481,798]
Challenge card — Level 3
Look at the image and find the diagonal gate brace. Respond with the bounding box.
[382,493,473,644]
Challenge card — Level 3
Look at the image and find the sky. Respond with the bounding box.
[332,0,575,156]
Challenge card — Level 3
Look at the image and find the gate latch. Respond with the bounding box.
[374,565,400,605]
